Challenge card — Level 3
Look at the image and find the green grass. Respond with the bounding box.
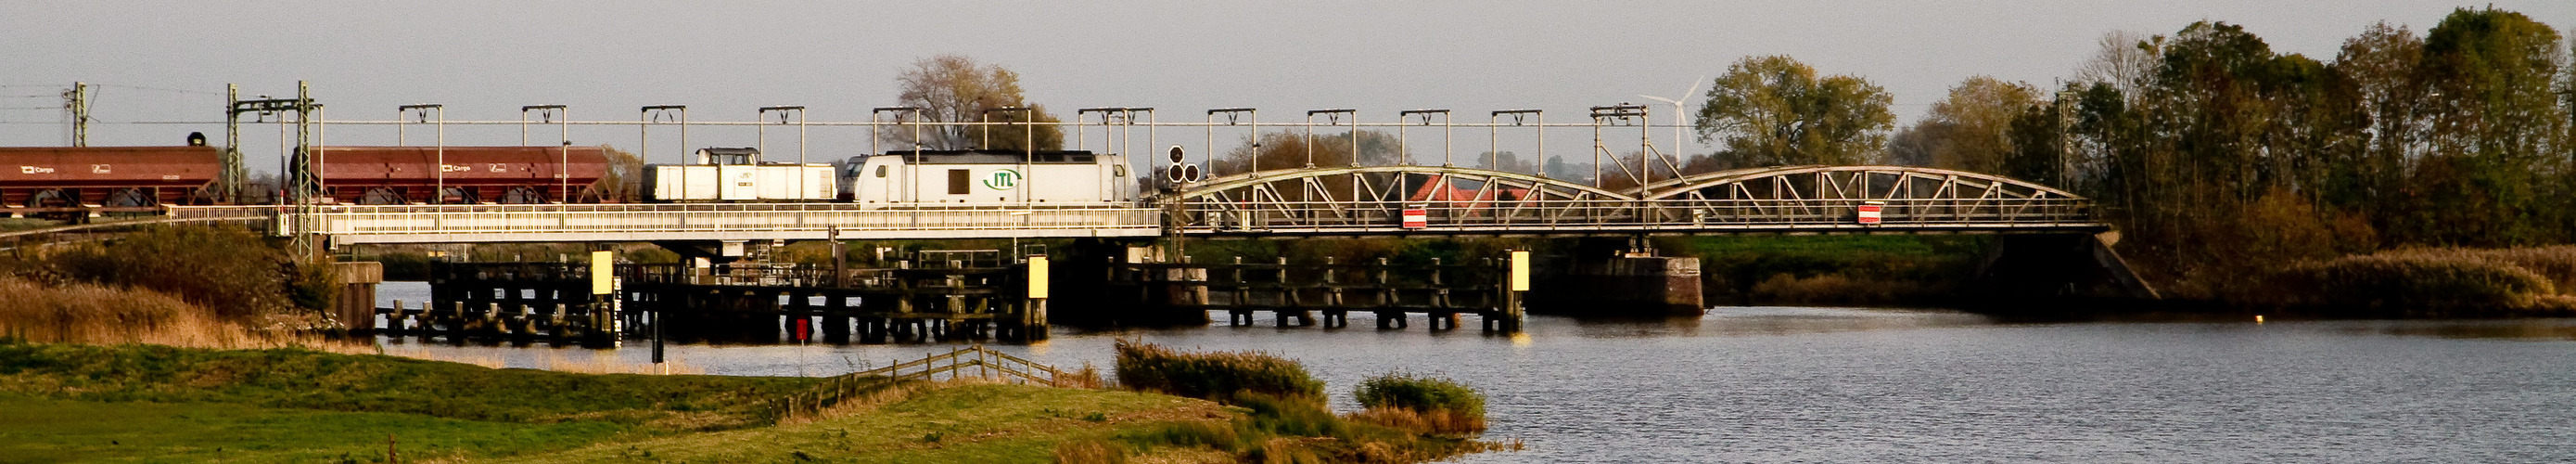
[0,395,629,463]
[491,383,1226,464]
[0,342,1496,463]
[0,343,817,430]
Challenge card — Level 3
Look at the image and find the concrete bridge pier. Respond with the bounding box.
[1968,233,2161,302]
[328,262,383,336]
[1528,238,1706,316]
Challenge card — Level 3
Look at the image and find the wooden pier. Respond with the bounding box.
[379,262,622,347]
[619,261,1049,343]
[387,258,1049,346]
[385,248,1536,345]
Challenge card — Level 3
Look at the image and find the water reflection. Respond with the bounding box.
[2331,318,2576,342]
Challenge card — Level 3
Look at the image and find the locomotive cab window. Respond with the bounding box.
[1113,165,1127,176]
[948,169,970,195]
[874,165,887,177]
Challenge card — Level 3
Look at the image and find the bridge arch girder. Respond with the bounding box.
[1169,165,1639,233]
[1637,165,2083,201]
[1178,165,1635,202]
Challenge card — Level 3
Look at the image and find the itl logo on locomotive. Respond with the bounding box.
[983,169,1022,190]
[19,165,52,174]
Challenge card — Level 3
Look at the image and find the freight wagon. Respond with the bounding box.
[0,145,222,208]
[312,145,610,204]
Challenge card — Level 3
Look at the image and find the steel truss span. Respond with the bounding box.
[1174,165,2102,236]
[199,165,2098,244]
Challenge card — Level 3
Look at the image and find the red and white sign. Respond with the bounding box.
[1857,201,1883,225]
[1401,206,1428,229]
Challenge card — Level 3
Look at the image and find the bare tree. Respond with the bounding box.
[2072,31,2162,100]
[879,54,1065,151]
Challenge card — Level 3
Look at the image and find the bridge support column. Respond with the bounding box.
[1528,247,1704,316]
[1374,311,1409,329]
[1276,309,1313,328]
[1969,233,2161,302]
[328,261,383,337]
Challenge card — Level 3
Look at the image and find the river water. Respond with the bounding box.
[375,282,2576,462]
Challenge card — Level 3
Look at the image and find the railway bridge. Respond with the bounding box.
[207,164,2105,244]
[162,164,2150,342]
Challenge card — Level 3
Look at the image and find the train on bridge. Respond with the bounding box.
[0,135,1141,212]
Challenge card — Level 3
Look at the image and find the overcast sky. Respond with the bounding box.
[4,1,2570,171]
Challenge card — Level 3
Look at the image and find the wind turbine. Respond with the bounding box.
[1638,75,1705,165]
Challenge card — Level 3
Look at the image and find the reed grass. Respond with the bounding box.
[1351,373,1486,435]
[0,277,315,349]
[41,225,305,320]
[2264,247,2576,315]
[1112,340,1323,405]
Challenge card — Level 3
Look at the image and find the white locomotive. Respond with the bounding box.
[643,148,837,201]
[644,147,1138,206]
[844,149,1136,206]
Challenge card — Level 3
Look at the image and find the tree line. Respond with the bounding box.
[1687,7,2574,297]
[863,10,2573,298]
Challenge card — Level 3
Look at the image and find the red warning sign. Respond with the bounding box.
[1401,206,1428,229]
[1857,201,1884,225]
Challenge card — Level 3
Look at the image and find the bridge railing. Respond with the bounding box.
[1178,198,2098,233]
[291,203,1161,238]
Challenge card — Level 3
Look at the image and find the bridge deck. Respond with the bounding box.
[172,204,1164,244]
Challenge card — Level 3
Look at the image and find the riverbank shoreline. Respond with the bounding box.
[0,341,1496,463]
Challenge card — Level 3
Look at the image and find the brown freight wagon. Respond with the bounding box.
[311,146,610,204]
[0,146,222,209]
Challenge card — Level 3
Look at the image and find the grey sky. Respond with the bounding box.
[4,1,2570,172]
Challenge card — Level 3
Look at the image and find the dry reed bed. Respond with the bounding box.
[2265,246,2576,315]
[0,277,319,349]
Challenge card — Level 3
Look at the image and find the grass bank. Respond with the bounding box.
[0,342,814,462]
[495,382,1233,463]
[0,342,1501,463]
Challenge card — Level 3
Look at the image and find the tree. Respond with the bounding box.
[1693,56,1895,167]
[2327,21,2426,224]
[2073,31,2162,100]
[1897,76,2042,174]
[2410,7,2570,244]
[880,54,1065,151]
[1475,150,1539,174]
[595,145,645,202]
[1542,155,1588,183]
[1210,130,1405,175]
